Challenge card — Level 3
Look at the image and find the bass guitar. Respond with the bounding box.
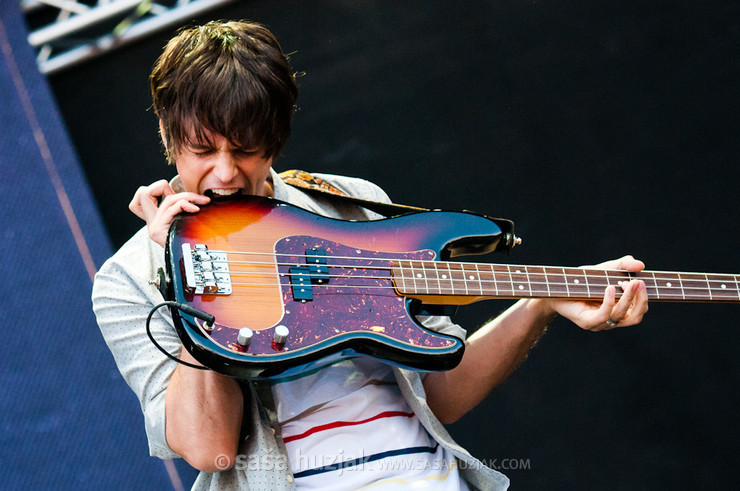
[164,195,740,378]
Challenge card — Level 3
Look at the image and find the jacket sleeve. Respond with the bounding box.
[91,230,181,459]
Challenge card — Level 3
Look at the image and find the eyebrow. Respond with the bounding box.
[184,141,213,150]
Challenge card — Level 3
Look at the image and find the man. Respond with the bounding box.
[93,20,648,490]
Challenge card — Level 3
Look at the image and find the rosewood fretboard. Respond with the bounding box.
[392,261,740,303]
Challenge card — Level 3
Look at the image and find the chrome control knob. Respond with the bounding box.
[237,327,253,347]
[273,325,289,344]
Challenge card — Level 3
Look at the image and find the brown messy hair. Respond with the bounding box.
[150,20,298,162]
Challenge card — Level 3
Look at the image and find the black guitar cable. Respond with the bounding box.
[146,301,215,370]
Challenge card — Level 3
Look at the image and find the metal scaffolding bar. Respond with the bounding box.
[22,0,236,75]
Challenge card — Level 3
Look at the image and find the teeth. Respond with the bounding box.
[209,189,240,196]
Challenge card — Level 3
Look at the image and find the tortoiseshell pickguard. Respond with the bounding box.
[204,236,459,361]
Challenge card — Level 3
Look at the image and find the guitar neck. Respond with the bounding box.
[392,261,740,303]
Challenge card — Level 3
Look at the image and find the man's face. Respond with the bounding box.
[172,130,274,198]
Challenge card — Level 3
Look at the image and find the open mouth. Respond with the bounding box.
[204,189,243,199]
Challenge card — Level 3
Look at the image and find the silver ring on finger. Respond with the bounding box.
[606,318,618,328]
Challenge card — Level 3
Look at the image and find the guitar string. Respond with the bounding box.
[196,270,737,299]
[204,249,739,280]
[226,283,724,298]
[200,252,739,288]
[204,284,715,301]
[199,260,740,293]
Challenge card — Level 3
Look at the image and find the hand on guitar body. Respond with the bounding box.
[129,179,210,247]
[542,255,649,331]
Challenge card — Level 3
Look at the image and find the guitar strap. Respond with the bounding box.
[278,169,429,217]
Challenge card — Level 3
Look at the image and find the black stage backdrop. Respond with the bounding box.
[50,1,739,489]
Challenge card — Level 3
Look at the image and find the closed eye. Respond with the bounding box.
[186,145,214,156]
[236,148,260,156]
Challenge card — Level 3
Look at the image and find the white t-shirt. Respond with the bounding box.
[271,357,468,490]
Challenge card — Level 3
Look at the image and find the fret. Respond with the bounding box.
[650,271,660,300]
[706,274,739,301]
[431,262,443,294]
[508,265,530,296]
[582,268,591,297]
[445,263,457,294]
[412,260,429,294]
[447,263,468,295]
[675,272,712,301]
[584,270,609,298]
[472,263,484,296]
[492,264,513,296]
[705,274,713,301]
[543,266,551,296]
[563,267,589,297]
[524,266,549,296]
[543,267,568,297]
[439,262,451,294]
[650,272,683,300]
[637,271,659,300]
[398,260,408,293]
[426,261,440,294]
[489,264,498,295]
[428,262,441,294]
[604,270,624,291]
[435,263,460,295]
[479,264,498,296]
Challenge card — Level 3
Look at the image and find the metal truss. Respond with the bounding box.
[21,0,235,75]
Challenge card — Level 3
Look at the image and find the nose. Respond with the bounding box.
[212,153,239,183]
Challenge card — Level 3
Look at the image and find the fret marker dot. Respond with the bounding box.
[416,273,422,278]
[666,282,672,287]
[574,279,580,284]
[721,284,727,289]
[518,285,524,290]
[442,274,448,279]
[516,269,522,273]
[469,275,475,280]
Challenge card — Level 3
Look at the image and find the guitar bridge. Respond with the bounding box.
[181,243,232,295]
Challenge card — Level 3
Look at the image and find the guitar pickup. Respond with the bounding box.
[289,266,313,301]
[305,248,330,284]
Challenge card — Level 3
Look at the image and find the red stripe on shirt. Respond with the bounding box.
[283,410,415,443]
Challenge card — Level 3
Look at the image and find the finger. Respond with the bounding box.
[615,255,645,272]
[156,198,205,230]
[131,180,175,220]
[583,285,617,331]
[128,186,149,219]
[591,255,645,272]
[609,280,639,322]
[148,198,203,247]
[612,281,649,326]
[159,192,210,209]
